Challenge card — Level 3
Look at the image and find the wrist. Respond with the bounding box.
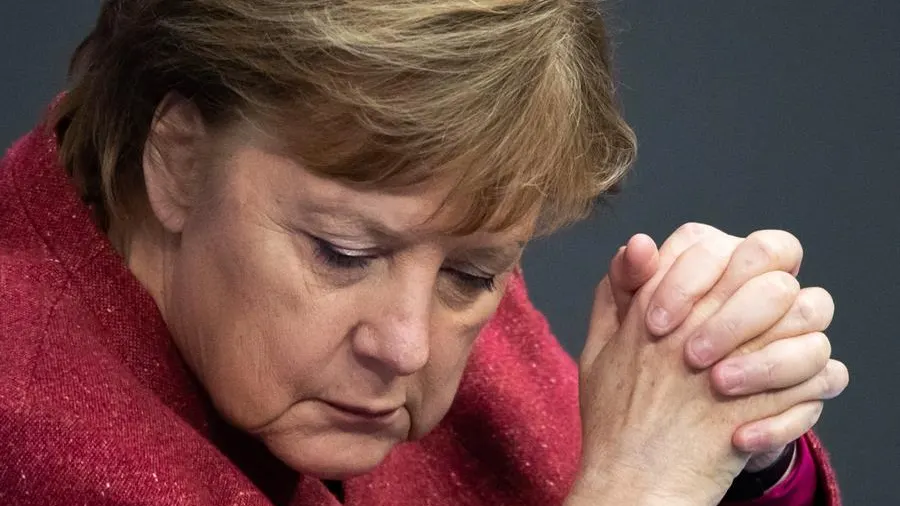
[566,485,694,506]
[569,465,716,506]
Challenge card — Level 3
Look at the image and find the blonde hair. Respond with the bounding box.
[54,0,636,236]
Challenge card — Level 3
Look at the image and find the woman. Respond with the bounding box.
[0,1,847,505]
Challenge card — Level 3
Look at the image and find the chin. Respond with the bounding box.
[301,459,385,480]
[263,431,399,479]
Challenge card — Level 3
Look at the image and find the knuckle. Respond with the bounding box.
[763,271,801,300]
[734,342,756,357]
[816,360,848,399]
[827,360,850,397]
[719,315,742,341]
[782,231,804,262]
[809,332,833,365]
[666,281,693,306]
[796,289,821,328]
[780,403,824,444]
[796,287,835,330]
[744,234,782,270]
[809,401,825,426]
[741,230,804,273]
[672,223,724,246]
[749,230,803,261]
[816,374,833,400]
[698,235,736,259]
[759,357,779,388]
[809,287,835,329]
[676,222,714,238]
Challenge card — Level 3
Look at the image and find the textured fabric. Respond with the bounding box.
[0,122,841,505]
[725,436,816,506]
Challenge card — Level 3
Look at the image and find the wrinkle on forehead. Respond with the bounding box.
[301,176,454,240]
[287,168,528,242]
[229,134,535,244]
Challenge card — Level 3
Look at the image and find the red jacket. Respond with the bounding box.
[0,123,841,505]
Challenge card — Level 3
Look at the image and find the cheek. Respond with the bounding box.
[411,294,503,438]
[167,212,360,431]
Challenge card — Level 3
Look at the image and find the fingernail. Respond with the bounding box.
[690,336,713,366]
[719,364,745,392]
[649,306,670,330]
[743,429,767,452]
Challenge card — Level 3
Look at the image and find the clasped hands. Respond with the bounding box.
[573,223,849,505]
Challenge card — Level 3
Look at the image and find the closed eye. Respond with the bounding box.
[311,237,376,269]
[311,236,498,293]
[443,268,497,292]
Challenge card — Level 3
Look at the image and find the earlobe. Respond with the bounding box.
[142,93,208,234]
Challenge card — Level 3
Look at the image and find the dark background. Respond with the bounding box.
[2,1,897,503]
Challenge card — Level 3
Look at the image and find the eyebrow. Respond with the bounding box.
[303,205,420,246]
[460,243,526,271]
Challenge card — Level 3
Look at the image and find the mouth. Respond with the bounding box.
[322,401,403,421]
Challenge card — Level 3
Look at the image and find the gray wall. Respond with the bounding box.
[2,1,897,503]
[522,2,900,503]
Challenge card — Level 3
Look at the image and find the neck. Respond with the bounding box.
[110,215,177,324]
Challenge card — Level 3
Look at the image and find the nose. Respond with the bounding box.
[352,272,432,377]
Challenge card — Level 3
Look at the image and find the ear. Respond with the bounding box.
[143,93,208,234]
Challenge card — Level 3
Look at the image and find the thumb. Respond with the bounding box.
[582,275,619,368]
[608,234,660,321]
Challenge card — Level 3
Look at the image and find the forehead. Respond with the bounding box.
[227,138,533,245]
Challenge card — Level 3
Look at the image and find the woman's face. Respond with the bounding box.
[153,128,528,478]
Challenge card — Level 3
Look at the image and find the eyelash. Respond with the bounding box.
[312,237,373,269]
[312,237,497,292]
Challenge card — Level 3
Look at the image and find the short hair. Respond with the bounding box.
[54,0,636,236]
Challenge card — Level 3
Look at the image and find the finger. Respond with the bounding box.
[608,246,629,317]
[582,276,620,368]
[758,359,849,420]
[633,223,725,315]
[645,234,742,335]
[609,234,660,321]
[704,230,804,312]
[733,401,824,454]
[656,222,726,271]
[587,235,659,367]
[686,271,800,368]
[712,332,832,396]
[620,234,660,292]
[674,230,805,357]
[725,287,835,359]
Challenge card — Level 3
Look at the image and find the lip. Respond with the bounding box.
[322,401,403,422]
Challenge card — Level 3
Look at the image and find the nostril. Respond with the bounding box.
[350,320,430,377]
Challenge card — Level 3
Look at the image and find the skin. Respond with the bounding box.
[609,226,846,470]
[125,95,847,493]
[573,231,847,505]
[127,97,528,478]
